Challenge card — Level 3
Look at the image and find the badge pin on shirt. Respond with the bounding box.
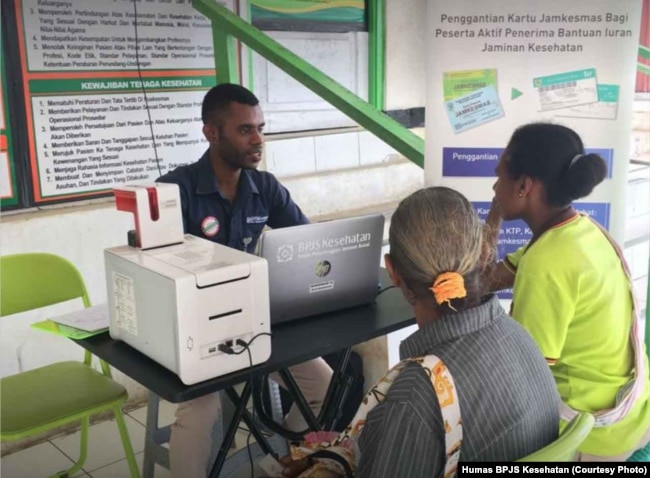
[201,216,220,237]
[242,237,253,253]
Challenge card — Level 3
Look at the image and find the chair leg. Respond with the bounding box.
[113,404,141,478]
[50,417,89,478]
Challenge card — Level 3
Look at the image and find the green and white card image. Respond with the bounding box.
[532,68,598,112]
[532,68,596,88]
[443,69,498,102]
[555,84,619,120]
[595,84,619,103]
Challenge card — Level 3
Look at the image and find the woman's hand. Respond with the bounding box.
[486,196,503,227]
[278,454,310,478]
[479,196,516,293]
[483,196,503,250]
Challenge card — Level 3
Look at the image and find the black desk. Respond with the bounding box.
[74,270,415,476]
[75,271,413,403]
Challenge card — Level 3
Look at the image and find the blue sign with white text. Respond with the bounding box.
[473,201,610,299]
[444,148,613,178]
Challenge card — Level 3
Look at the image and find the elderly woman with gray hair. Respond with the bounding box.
[279,187,560,478]
[355,186,559,477]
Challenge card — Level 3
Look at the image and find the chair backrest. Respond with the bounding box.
[517,412,595,462]
[0,253,91,317]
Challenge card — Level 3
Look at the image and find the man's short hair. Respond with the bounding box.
[201,83,260,125]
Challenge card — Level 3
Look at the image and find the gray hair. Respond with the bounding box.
[389,187,486,301]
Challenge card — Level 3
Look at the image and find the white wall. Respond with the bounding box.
[385,0,427,110]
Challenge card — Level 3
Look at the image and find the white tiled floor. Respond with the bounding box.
[1,442,90,478]
[1,400,176,478]
[49,415,147,474]
[1,399,267,478]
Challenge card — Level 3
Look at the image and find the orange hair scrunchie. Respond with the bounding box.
[430,272,467,311]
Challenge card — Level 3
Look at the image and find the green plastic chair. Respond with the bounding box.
[0,253,140,478]
[517,412,595,462]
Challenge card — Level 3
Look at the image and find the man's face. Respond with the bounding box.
[208,102,265,170]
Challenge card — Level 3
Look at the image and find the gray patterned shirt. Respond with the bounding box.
[357,295,559,477]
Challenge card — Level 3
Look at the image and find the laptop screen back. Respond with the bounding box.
[258,214,385,324]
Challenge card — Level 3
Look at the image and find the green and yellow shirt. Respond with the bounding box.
[507,214,650,455]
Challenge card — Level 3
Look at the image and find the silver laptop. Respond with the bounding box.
[257,214,385,325]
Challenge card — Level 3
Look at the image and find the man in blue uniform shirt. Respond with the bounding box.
[157,83,333,478]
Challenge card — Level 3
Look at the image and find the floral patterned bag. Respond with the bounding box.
[287,354,463,478]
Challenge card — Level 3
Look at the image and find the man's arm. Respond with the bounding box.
[266,174,309,228]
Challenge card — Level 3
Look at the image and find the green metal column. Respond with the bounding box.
[212,25,239,84]
[245,1,255,91]
[368,0,386,111]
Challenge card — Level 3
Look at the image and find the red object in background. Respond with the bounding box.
[113,187,160,248]
[636,0,650,92]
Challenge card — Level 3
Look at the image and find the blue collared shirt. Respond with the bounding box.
[157,151,309,252]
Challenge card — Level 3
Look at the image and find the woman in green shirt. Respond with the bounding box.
[486,122,650,461]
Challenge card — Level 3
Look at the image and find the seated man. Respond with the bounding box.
[157,83,333,478]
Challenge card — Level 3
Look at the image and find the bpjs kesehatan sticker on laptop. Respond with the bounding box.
[445,85,504,134]
[533,68,598,112]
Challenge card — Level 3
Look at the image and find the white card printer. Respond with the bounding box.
[105,183,271,385]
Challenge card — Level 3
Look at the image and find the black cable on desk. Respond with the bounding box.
[377,285,396,295]
[219,332,273,476]
[218,332,272,356]
[246,422,254,478]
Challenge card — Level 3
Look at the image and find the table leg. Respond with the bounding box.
[235,399,276,457]
[253,347,353,439]
[143,392,171,478]
[319,348,352,430]
[208,382,252,477]
[208,381,278,477]
[252,375,305,442]
[278,369,321,431]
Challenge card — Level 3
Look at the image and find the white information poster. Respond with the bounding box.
[15,0,235,203]
[425,0,643,251]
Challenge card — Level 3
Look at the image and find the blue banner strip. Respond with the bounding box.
[443,147,613,178]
